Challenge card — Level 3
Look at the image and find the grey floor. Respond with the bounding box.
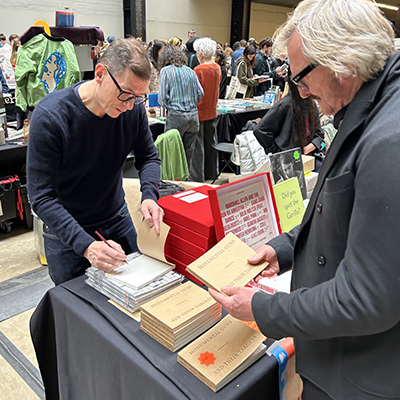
[0,218,53,400]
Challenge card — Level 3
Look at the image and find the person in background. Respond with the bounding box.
[254,77,325,164]
[0,33,13,73]
[192,37,221,182]
[209,1,400,399]
[184,35,200,69]
[0,67,8,93]
[254,37,284,95]
[231,39,247,76]
[10,39,21,69]
[215,49,228,99]
[167,37,182,49]
[235,44,266,98]
[27,39,163,285]
[187,29,196,40]
[148,41,165,93]
[224,46,233,81]
[158,45,204,172]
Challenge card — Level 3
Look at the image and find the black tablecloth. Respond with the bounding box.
[30,276,279,400]
[0,141,27,176]
[217,109,269,143]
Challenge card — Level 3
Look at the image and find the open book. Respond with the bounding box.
[105,220,175,290]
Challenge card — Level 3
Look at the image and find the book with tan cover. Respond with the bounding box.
[177,315,266,392]
[140,281,222,351]
[185,232,269,291]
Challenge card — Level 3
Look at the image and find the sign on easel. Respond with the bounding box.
[208,173,281,250]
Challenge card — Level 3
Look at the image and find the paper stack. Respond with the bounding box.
[177,314,266,392]
[158,186,217,285]
[140,281,222,352]
[85,260,183,313]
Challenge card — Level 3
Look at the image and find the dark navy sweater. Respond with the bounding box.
[27,82,161,256]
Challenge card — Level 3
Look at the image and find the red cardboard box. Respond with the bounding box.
[164,218,217,249]
[164,253,203,286]
[158,186,215,237]
[165,242,197,265]
[166,232,208,258]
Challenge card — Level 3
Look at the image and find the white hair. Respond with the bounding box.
[273,0,395,82]
[193,37,217,60]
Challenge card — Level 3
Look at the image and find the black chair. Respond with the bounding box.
[211,142,236,184]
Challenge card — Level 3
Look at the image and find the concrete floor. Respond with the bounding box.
[0,218,52,400]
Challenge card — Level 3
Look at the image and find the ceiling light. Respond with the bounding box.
[376,3,399,11]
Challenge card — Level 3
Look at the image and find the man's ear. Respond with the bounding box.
[94,64,106,83]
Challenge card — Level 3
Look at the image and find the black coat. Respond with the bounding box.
[252,52,400,399]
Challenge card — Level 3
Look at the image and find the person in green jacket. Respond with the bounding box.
[235,45,266,98]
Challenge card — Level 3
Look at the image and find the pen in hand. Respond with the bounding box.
[95,230,128,264]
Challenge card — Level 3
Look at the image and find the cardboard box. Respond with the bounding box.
[164,253,203,286]
[166,231,209,258]
[158,186,215,237]
[164,218,217,249]
[302,155,315,174]
[165,242,197,266]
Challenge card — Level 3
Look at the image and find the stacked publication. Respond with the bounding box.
[85,252,183,313]
[158,186,217,284]
[177,315,266,392]
[140,281,222,352]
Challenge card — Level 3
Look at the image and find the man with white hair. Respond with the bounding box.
[210,1,400,399]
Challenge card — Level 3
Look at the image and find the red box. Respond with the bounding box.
[164,254,203,286]
[158,186,215,237]
[164,218,217,249]
[165,242,197,265]
[166,232,209,258]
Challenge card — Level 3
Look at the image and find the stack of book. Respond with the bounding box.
[158,186,217,285]
[140,281,222,352]
[177,314,266,392]
[85,251,183,313]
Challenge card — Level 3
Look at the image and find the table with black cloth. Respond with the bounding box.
[0,141,27,176]
[30,276,280,400]
[217,108,270,143]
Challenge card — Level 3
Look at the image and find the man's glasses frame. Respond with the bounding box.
[290,62,318,92]
[104,65,147,104]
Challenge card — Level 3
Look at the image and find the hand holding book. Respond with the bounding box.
[208,286,257,321]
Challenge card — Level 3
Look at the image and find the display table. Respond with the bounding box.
[0,141,27,176]
[30,276,280,400]
[217,108,270,143]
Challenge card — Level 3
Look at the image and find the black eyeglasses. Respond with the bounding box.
[290,62,318,92]
[104,65,147,104]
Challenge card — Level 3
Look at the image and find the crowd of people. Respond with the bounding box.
[144,31,290,181]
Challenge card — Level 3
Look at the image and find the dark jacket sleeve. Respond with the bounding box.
[253,98,291,154]
[309,102,325,150]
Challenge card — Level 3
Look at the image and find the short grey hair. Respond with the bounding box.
[99,38,151,81]
[193,37,217,60]
[273,0,395,82]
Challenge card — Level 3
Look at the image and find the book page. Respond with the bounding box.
[137,219,172,264]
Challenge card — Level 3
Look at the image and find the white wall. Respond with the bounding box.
[0,0,124,41]
[146,0,232,45]
[249,3,293,42]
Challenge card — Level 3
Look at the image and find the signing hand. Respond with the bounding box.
[84,240,127,272]
[209,286,257,321]
[141,199,164,234]
[248,244,280,282]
